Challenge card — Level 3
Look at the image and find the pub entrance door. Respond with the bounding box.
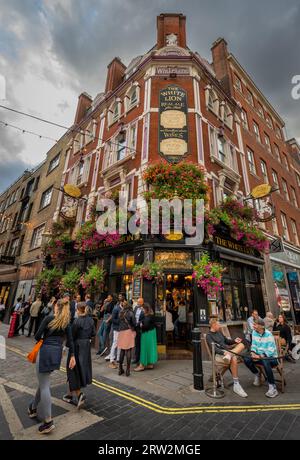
[157,273,193,358]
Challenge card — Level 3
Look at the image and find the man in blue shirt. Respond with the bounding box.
[244,318,278,398]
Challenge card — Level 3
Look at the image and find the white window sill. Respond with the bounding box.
[102,153,135,175]
[210,154,239,175]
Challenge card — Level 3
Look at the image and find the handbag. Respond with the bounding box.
[27,339,43,363]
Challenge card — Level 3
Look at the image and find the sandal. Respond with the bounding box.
[134,365,145,372]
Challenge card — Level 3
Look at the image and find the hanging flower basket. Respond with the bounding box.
[36,267,63,298]
[132,262,164,283]
[80,265,106,295]
[192,253,224,296]
[206,197,270,253]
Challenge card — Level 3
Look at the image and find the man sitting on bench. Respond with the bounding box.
[206,318,248,398]
[243,318,278,398]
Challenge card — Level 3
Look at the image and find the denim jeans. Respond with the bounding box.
[243,357,278,385]
[97,315,111,352]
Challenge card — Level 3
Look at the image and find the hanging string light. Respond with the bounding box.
[0,104,140,155]
[0,120,58,142]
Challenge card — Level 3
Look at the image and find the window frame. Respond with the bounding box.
[48,152,61,174]
[30,224,45,250]
[247,148,256,175]
[260,159,268,182]
[253,121,261,142]
[40,186,53,210]
[280,212,290,240]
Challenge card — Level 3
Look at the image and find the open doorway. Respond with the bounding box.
[158,273,194,359]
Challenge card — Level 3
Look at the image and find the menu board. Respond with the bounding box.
[159,85,188,163]
[133,277,143,299]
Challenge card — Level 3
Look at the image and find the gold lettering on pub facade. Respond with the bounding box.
[214,236,255,256]
[160,110,187,129]
[160,138,187,156]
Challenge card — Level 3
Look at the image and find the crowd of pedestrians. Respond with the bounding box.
[5,290,158,434]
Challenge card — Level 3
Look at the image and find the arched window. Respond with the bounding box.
[205,86,219,115]
[108,99,121,126]
[125,83,140,113]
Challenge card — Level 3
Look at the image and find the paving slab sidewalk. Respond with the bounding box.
[2,322,300,407]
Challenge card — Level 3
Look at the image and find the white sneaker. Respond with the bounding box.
[233,383,248,398]
[253,375,261,387]
[104,356,110,361]
[265,387,278,398]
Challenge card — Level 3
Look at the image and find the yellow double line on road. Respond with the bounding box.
[6,344,300,415]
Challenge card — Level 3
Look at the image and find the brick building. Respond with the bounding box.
[211,39,300,324]
[2,13,299,353]
[14,133,70,305]
[50,12,300,357]
[0,166,43,315]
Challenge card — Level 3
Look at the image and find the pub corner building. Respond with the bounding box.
[2,13,300,360]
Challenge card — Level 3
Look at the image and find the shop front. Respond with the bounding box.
[270,244,300,325]
[0,259,19,323]
[53,230,266,359]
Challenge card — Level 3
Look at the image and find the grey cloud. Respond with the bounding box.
[0,125,31,192]
[0,0,299,194]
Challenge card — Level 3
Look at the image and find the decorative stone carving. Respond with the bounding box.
[166,33,178,46]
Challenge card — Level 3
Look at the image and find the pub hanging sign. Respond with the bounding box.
[159,85,188,163]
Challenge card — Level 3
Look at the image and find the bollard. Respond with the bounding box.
[205,342,225,398]
[192,327,204,391]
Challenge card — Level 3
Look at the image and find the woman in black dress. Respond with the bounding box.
[63,302,96,408]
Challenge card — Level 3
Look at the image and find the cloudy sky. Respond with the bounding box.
[0,0,299,192]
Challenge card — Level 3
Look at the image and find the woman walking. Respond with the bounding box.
[117,301,136,376]
[28,299,75,434]
[15,296,32,335]
[63,302,96,407]
[134,304,158,372]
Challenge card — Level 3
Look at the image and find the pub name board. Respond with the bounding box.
[159,85,188,163]
[214,236,260,257]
